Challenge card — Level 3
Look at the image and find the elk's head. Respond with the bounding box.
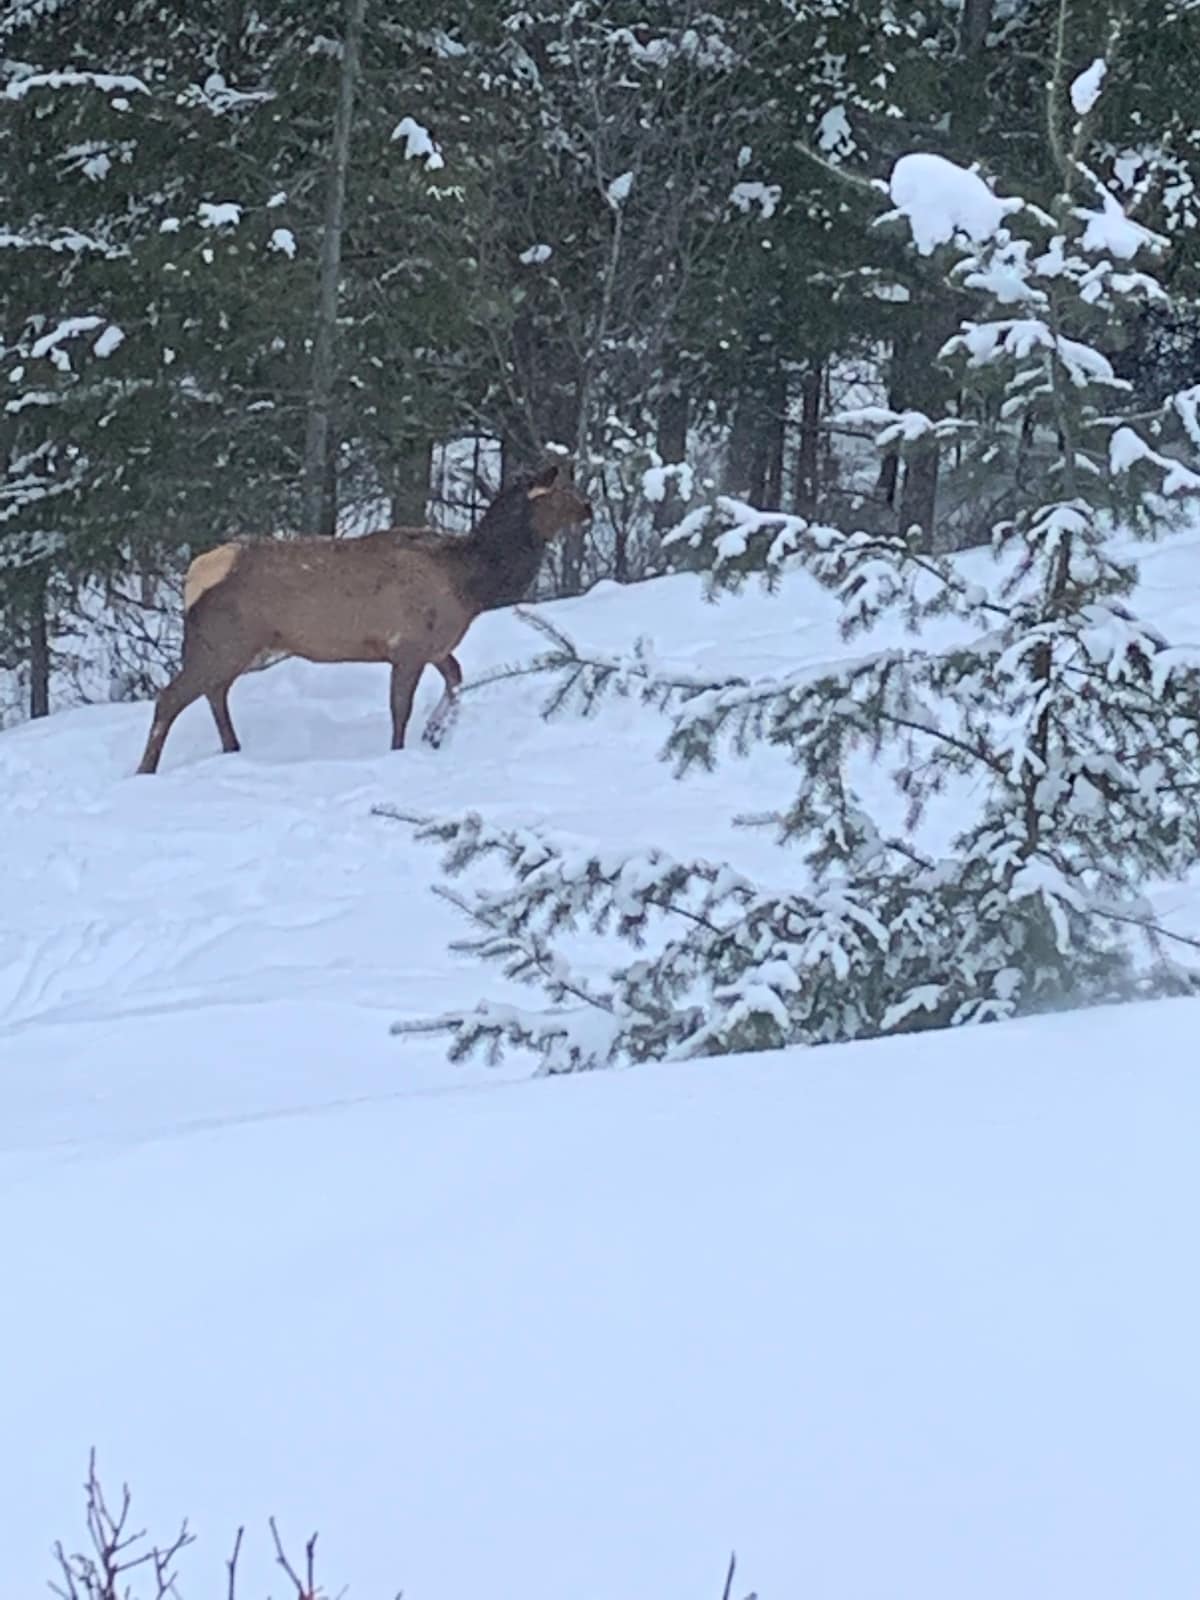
[526,461,593,540]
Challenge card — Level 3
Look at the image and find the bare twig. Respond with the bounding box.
[720,1548,758,1600]
[51,1452,192,1600]
[1094,904,1200,956]
[226,1525,245,1600]
[270,1515,321,1600]
[721,1551,738,1600]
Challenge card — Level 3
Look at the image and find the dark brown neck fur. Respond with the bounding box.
[455,480,547,611]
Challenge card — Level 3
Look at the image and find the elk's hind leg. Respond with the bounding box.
[422,653,463,749]
[137,665,209,774]
[389,653,425,750]
[137,604,259,774]
[206,683,241,754]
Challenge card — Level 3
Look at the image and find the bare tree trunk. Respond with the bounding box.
[725,397,755,500]
[300,0,367,538]
[653,382,689,546]
[959,0,993,55]
[612,520,630,583]
[726,388,770,503]
[390,438,432,525]
[559,518,586,596]
[893,315,954,548]
[893,0,993,551]
[28,568,49,719]
[727,364,785,507]
[898,439,940,547]
[762,366,787,510]
[876,451,899,512]
[558,387,587,594]
[793,363,822,516]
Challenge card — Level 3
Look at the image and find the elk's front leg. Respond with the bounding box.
[422,653,463,749]
[389,657,423,750]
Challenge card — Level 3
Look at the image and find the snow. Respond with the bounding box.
[519,242,552,265]
[4,69,148,101]
[1108,428,1200,498]
[267,226,297,258]
[946,317,1124,386]
[1070,57,1107,116]
[391,116,445,171]
[642,460,695,504]
[832,404,944,444]
[886,152,1020,255]
[729,180,781,220]
[816,102,852,155]
[5,547,1200,1596]
[197,201,242,229]
[189,70,276,114]
[29,315,102,361]
[1076,189,1164,261]
[92,323,124,358]
[606,169,634,208]
[1111,426,1147,474]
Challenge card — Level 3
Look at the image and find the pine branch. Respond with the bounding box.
[1092,903,1200,957]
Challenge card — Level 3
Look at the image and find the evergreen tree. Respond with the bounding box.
[0,3,297,710]
[387,51,1200,1071]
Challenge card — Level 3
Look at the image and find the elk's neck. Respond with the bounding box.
[460,516,545,612]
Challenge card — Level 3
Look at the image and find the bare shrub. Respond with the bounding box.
[48,1452,362,1600]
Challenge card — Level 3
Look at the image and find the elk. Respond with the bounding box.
[135,462,592,775]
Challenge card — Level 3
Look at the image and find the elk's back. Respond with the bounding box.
[186,534,473,663]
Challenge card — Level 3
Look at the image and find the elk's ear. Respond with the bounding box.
[527,462,560,499]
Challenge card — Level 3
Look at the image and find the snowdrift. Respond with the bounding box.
[3,544,1200,1597]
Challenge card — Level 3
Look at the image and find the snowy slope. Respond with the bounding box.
[4,542,1200,1597]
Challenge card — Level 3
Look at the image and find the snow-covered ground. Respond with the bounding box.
[4,543,1200,1597]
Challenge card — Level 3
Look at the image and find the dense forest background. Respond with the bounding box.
[1,0,1197,722]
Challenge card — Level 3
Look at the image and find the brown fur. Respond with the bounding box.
[136,463,591,774]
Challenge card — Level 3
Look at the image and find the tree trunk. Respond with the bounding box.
[28,569,49,719]
[494,434,516,491]
[727,365,786,508]
[887,0,993,551]
[898,442,940,547]
[793,363,822,516]
[652,383,688,536]
[613,521,629,583]
[726,393,766,503]
[761,366,786,510]
[559,521,586,596]
[959,0,993,56]
[892,314,955,548]
[558,387,587,594]
[390,438,433,526]
[876,451,899,511]
[300,0,367,538]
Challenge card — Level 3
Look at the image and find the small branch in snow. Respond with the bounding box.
[5,69,148,101]
[1093,905,1200,957]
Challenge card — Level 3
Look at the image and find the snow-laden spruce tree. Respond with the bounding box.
[384,59,1200,1074]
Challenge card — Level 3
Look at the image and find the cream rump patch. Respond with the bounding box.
[184,544,240,611]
